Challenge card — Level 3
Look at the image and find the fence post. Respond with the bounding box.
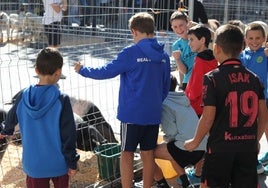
[224,0,229,24]
[188,0,194,22]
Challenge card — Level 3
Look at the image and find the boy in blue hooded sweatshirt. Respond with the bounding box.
[74,12,171,188]
[0,47,79,188]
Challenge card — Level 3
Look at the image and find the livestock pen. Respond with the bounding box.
[0,0,268,188]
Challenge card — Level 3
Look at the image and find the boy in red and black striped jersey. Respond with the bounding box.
[184,24,268,188]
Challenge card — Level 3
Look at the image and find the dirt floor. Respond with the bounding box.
[0,143,101,188]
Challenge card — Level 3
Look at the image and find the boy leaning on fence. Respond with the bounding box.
[0,47,79,188]
[153,74,207,188]
[74,12,171,188]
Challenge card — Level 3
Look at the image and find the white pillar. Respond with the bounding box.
[188,0,194,21]
[224,0,229,24]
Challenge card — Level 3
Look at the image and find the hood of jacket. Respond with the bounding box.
[136,38,168,63]
[164,90,191,107]
[22,85,60,119]
[197,49,215,61]
[162,90,207,151]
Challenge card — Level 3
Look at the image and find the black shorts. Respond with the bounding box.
[120,123,159,152]
[44,22,61,46]
[202,151,258,188]
[167,141,205,168]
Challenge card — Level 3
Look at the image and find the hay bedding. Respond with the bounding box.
[0,143,101,188]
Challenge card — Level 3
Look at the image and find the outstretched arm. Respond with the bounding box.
[74,62,83,73]
[184,105,215,151]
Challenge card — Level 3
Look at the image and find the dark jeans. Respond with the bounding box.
[44,22,61,46]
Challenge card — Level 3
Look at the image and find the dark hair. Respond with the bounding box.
[35,47,63,75]
[188,25,211,47]
[245,22,266,38]
[129,12,155,35]
[170,74,178,92]
[170,11,188,24]
[214,24,244,58]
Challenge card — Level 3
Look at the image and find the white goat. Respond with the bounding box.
[0,11,10,43]
[9,12,26,41]
[23,12,47,42]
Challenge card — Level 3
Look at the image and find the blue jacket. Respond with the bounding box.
[2,85,79,178]
[79,38,171,124]
[239,47,268,98]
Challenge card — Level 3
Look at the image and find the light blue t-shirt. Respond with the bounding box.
[172,38,197,84]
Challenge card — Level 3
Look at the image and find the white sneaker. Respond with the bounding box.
[257,161,264,174]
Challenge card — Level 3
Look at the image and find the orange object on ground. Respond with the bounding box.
[155,158,178,179]
[155,133,178,179]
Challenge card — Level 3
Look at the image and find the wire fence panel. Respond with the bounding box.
[0,0,267,187]
[202,0,267,24]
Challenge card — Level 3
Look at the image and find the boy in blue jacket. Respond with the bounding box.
[0,47,79,188]
[74,12,171,188]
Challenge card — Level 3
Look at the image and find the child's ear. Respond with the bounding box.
[56,68,62,76]
[35,67,40,75]
[131,29,137,36]
[213,43,220,55]
[201,36,206,44]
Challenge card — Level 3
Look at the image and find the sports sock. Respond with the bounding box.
[179,174,190,188]
[156,178,170,188]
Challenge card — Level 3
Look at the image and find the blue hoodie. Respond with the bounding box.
[239,47,268,98]
[79,38,171,124]
[2,85,79,178]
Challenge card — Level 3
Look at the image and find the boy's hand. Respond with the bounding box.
[184,138,198,152]
[74,62,83,73]
[61,0,67,11]
[68,168,77,176]
[172,50,181,61]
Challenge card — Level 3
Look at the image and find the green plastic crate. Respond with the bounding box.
[94,143,121,180]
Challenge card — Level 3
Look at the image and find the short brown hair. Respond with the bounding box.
[245,22,266,38]
[188,25,211,47]
[214,24,244,58]
[170,74,178,92]
[128,12,155,35]
[170,11,188,24]
[35,47,63,75]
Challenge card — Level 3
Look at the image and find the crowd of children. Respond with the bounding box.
[167,10,268,188]
[165,9,268,188]
[148,2,268,186]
